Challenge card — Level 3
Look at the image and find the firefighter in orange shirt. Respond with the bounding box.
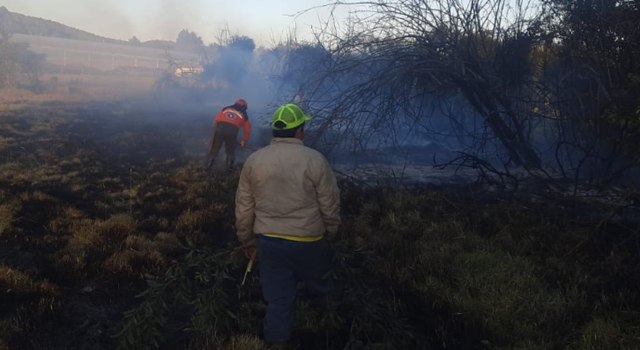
[207,98,252,170]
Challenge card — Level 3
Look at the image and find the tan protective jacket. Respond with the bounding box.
[235,138,341,246]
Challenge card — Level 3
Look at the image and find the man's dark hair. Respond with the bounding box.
[272,123,304,138]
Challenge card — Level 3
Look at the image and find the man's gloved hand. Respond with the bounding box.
[240,140,246,148]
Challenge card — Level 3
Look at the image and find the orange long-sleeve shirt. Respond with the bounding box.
[214,107,252,143]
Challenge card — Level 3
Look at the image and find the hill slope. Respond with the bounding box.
[0,6,124,44]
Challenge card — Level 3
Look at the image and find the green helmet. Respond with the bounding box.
[271,103,312,130]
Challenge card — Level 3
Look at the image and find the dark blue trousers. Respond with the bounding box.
[257,235,333,342]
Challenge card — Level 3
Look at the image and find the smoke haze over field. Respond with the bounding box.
[6,0,638,189]
[1,0,355,46]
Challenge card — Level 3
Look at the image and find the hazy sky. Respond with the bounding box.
[1,0,354,46]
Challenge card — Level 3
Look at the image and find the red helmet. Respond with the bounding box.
[235,98,248,108]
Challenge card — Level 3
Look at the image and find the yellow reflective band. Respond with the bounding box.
[262,233,324,242]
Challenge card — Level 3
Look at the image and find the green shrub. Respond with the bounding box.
[117,245,241,350]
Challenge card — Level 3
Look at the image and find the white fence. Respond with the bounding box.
[10,34,202,74]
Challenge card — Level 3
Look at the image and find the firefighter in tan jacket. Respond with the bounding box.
[235,103,341,344]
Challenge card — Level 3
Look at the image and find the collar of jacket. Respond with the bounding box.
[270,137,303,145]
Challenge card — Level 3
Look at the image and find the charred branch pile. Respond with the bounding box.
[278,0,640,192]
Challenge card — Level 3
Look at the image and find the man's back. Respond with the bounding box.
[235,137,340,242]
[234,103,341,345]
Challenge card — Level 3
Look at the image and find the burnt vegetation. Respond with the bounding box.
[1,0,640,349]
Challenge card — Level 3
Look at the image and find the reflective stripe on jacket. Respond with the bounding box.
[235,138,341,246]
[214,107,251,143]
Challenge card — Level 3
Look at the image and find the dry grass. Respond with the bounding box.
[176,208,210,232]
[0,265,60,343]
[221,335,265,350]
[334,186,640,349]
[0,199,21,238]
[57,214,137,274]
[103,236,169,276]
[567,315,640,350]
[2,103,638,350]
[0,103,222,348]
[0,265,59,296]
[0,73,156,111]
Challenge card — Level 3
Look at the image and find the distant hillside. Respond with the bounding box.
[0,6,125,44]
